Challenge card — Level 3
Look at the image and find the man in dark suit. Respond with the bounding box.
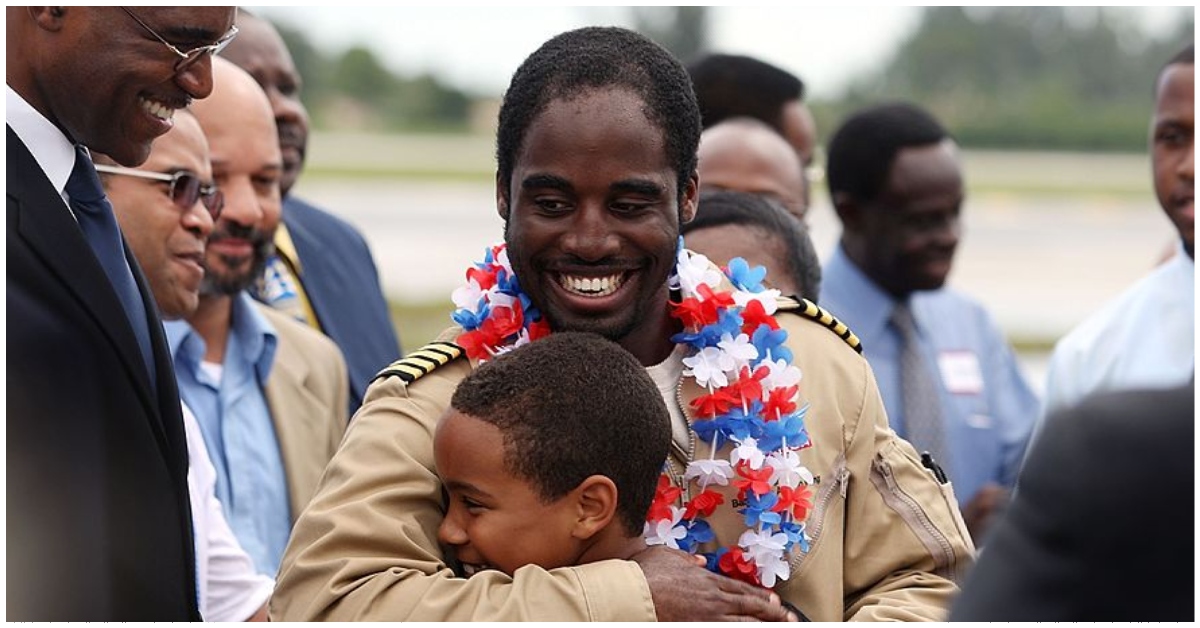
[949,382,1195,621]
[6,6,235,620]
[223,9,402,415]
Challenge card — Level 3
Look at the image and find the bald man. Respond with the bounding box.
[164,58,348,578]
[698,117,808,221]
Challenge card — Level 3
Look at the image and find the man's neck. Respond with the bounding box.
[189,293,235,364]
[620,289,684,367]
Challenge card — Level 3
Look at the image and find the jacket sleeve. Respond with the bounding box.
[841,358,977,621]
[268,367,656,621]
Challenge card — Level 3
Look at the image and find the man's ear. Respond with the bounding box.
[570,475,619,541]
[679,171,699,224]
[496,171,510,221]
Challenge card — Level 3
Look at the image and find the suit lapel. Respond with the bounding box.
[8,127,167,449]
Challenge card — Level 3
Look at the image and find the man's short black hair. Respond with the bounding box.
[496,26,701,202]
[826,102,949,204]
[688,53,805,133]
[450,332,671,536]
[684,189,822,303]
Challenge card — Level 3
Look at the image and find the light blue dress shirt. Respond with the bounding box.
[821,245,1040,505]
[166,293,291,577]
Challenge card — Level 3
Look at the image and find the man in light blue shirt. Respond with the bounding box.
[166,58,349,578]
[820,103,1039,544]
[168,296,290,576]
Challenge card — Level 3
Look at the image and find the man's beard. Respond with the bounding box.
[200,226,275,297]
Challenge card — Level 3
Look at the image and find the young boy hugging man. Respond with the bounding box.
[434,332,671,577]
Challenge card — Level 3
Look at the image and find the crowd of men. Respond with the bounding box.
[7,6,1193,622]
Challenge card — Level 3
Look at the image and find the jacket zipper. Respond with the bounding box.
[789,455,849,575]
[871,456,959,582]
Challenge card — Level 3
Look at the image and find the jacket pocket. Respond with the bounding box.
[869,441,975,583]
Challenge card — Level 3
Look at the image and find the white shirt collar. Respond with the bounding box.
[6,84,76,201]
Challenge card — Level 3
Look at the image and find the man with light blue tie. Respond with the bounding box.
[819,102,1039,545]
[6,6,237,620]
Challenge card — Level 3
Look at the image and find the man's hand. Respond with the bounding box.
[962,483,1011,544]
[632,545,800,621]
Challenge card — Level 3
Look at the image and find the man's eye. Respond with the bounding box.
[534,198,570,213]
[611,201,650,214]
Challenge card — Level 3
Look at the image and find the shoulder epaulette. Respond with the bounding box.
[374,341,465,384]
[776,296,864,354]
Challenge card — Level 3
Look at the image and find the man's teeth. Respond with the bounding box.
[560,274,623,297]
[140,97,175,122]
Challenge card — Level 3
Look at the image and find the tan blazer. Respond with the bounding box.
[258,304,349,521]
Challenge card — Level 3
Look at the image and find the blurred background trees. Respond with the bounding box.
[271,6,1191,152]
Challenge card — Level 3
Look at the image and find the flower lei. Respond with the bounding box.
[450,240,814,589]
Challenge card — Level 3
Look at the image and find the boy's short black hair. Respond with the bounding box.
[495,26,701,204]
[826,102,949,204]
[450,332,671,536]
[684,189,822,303]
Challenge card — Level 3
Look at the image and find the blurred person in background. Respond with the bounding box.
[98,110,273,622]
[820,102,1040,544]
[697,117,807,220]
[167,58,348,579]
[949,382,1194,621]
[7,6,235,619]
[224,8,401,417]
[683,188,821,302]
[688,53,818,217]
[1040,44,1193,419]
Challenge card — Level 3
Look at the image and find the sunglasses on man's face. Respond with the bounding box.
[94,164,224,220]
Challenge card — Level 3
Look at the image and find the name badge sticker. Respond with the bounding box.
[937,351,984,395]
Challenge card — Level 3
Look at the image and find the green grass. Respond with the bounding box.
[390,299,457,354]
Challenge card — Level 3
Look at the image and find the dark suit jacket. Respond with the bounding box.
[6,128,199,620]
[950,383,1195,621]
[281,195,401,414]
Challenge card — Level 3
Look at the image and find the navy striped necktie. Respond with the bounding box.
[67,146,157,389]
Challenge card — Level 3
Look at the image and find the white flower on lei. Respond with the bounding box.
[684,459,735,486]
[718,333,759,370]
[451,278,486,310]
[643,506,687,549]
[732,287,781,315]
[739,529,792,588]
[765,450,813,489]
[495,246,513,274]
[731,437,767,470]
[489,291,517,310]
[761,357,803,390]
[683,346,736,388]
[674,249,724,295]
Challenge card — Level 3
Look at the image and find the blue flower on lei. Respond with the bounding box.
[726,257,767,293]
[451,301,491,331]
[741,492,782,528]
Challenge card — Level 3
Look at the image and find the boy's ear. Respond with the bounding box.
[571,475,618,541]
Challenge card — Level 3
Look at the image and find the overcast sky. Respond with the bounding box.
[250,6,1190,99]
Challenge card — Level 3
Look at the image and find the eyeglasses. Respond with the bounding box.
[120,7,239,73]
[95,164,224,220]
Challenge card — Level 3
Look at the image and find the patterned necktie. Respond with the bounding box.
[68,146,157,388]
[890,300,946,467]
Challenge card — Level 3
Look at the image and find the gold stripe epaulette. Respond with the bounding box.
[776,296,864,354]
[374,341,465,384]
